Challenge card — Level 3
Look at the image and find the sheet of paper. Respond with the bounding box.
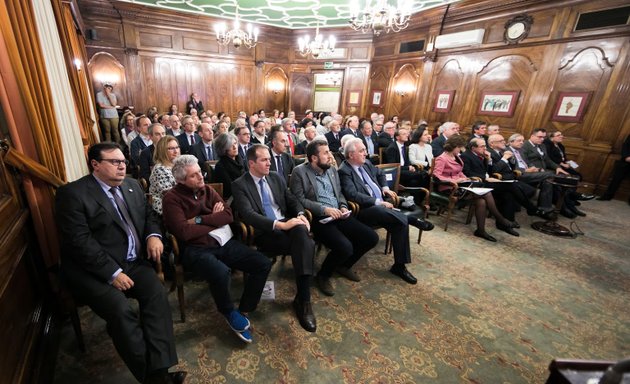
[461,187,493,196]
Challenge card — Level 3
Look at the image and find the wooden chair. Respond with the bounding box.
[292,154,307,166]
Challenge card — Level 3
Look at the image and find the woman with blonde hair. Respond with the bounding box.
[149,135,180,215]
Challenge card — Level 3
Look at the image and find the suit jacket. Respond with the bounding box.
[461,150,490,180]
[431,134,447,157]
[543,139,567,165]
[384,142,409,166]
[376,132,395,150]
[489,149,516,180]
[251,134,268,146]
[55,175,160,295]
[289,162,348,217]
[522,140,558,171]
[232,171,303,234]
[138,144,155,182]
[129,135,149,167]
[338,160,386,207]
[269,150,294,183]
[359,133,379,157]
[339,127,359,140]
[324,131,342,153]
[191,140,217,164]
[177,132,202,155]
[295,140,308,155]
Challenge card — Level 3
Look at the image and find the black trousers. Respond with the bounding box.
[356,205,411,264]
[75,260,177,383]
[182,239,272,314]
[255,225,315,276]
[602,160,630,199]
[311,216,379,278]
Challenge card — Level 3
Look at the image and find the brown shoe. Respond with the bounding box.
[336,266,361,282]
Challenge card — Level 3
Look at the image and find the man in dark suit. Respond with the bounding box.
[522,128,581,217]
[235,125,251,170]
[268,130,295,184]
[295,126,317,155]
[166,114,183,137]
[55,143,184,384]
[338,138,434,285]
[232,144,317,332]
[190,123,217,181]
[383,127,427,204]
[469,120,488,143]
[138,123,166,184]
[358,120,379,163]
[324,119,342,152]
[290,140,379,295]
[376,121,396,150]
[431,122,459,157]
[339,115,360,139]
[177,116,201,155]
[598,134,630,202]
[129,116,152,175]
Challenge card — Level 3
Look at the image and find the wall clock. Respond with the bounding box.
[504,15,533,44]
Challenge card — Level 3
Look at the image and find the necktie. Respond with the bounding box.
[109,187,140,260]
[366,137,374,155]
[334,133,338,141]
[513,149,527,169]
[259,179,276,219]
[276,155,284,177]
[287,134,295,155]
[535,145,544,157]
[359,167,382,203]
[190,135,195,145]
[206,145,212,160]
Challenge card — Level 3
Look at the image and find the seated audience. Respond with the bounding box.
[120,111,137,146]
[212,132,244,200]
[431,121,459,157]
[129,116,152,173]
[383,126,428,203]
[290,140,379,296]
[269,130,295,184]
[55,143,184,384]
[167,114,183,137]
[486,124,500,135]
[340,115,360,139]
[339,138,434,284]
[469,121,488,143]
[191,123,217,181]
[138,123,166,185]
[149,136,180,215]
[324,118,343,152]
[177,116,201,155]
[433,136,516,242]
[251,120,269,145]
[358,120,379,160]
[162,155,271,344]
[296,126,317,155]
[232,145,317,332]
[597,134,630,203]
[282,117,300,155]
[377,121,396,149]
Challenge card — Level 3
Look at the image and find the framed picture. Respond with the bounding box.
[478,90,520,117]
[370,90,383,106]
[347,90,362,106]
[434,90,455,113]
[551,91,593,122]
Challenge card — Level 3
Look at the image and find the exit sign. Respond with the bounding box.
[324,62,333,69]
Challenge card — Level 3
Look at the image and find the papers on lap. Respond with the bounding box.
[461,187,493,196]
[208,224,233,246]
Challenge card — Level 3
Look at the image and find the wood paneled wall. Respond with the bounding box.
[78,0,630,193]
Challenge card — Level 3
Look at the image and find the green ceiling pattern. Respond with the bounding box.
[123,0,458,29]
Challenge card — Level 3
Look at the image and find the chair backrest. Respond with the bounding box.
[139,177,148,192]
[376,163,401,192]
[378,147,385,163]
[206,182,223,198]
[292,154,307,166]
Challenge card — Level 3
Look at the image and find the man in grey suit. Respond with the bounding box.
[290,139,379,296]
[55,143,184,384]
[338,138,434,285]
[231,144,317,332]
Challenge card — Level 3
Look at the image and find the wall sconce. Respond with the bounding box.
[394,83,414,97]
[73,58,82,71]
[269,81,283,94]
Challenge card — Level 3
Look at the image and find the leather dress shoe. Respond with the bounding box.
[145,371,187,384]
[497,224,519,237]
[336,266,361,282]
[389,264,417,285]
[511,221,520,229]
[560,208,577,219]
[293,298,316,332]
[569,207,586,217]
[316,275,334,296]
[408,216,435,231]
[169,371,188,384]
[531,209,557,220]
[474,230,497,242]
[576,193,595,201]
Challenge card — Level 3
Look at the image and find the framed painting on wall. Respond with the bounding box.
[434,90,455,112]
[370,90,383,106]
[347,90,362,106]
[551,91,592,122]
[478,90,520,117]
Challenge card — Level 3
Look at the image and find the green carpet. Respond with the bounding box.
[54,200,630,383]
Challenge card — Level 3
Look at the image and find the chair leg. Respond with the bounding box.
[444,200,456,231]
[175,265,186,323]
[69,307,86,353]
[465,204,476,225]
[384,231,392,254]
[417,229,423,244]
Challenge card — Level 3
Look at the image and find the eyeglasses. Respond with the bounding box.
[167,146,180,151]
[100,159,128,167]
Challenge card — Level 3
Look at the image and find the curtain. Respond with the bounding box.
[33,0,89,181]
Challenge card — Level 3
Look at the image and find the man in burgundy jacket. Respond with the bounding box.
[162,155,271,343]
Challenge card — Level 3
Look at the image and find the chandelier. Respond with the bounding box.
[298,23,336,58]
[348,0,412,35]
[214,7,259,49]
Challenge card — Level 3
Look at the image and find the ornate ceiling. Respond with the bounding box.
[121,0,458,29]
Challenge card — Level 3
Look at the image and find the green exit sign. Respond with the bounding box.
[324,62,333,69]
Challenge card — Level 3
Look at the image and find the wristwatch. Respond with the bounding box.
[194,216,202,224]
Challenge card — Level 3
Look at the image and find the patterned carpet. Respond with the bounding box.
[53,199,630,383]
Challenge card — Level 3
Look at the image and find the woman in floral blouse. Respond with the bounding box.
[149,136,180,215]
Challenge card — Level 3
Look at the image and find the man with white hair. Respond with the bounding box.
[339,138,434,284]
[296,126,317,155]
[431,121,460,157]
[487,124,500,135]
[317,115,332,136]
[376,121,396,149]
